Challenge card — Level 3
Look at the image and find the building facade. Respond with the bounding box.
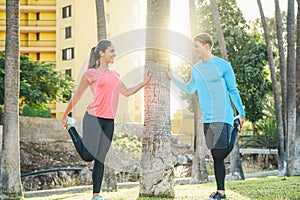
[0,0,56,62]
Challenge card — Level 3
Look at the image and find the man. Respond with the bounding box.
[167,33,245,200]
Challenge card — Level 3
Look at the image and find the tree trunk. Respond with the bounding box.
[95,0,107,40]
[257,0,286,176]
[95,0,117,190]
[189,0,208,184]
[210,0,228,60]
[274,0,288,176]
[101,167,117,192]
[139,0,174,198]
[229,137,245,180]
[286,0,297,176]
[296,0,300,139]
[210,0,244,179]
[191,95,208,184]
[1,0,23,199]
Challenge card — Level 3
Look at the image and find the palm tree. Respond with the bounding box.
[94,0,117,191]
[286,0,297,176]
[274,0,287,176]
[1,0,23,199]
[189,0,208,184]
[139,0,174,197]
[296,0,300,139]
[210,0,228,60]
[95,0,107,40]
[210,0,245,180]
[257,0,285,176]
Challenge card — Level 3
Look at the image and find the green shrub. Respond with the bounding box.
[22,103,51,118]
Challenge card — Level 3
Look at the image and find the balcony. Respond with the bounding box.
[0,5,56,12]
[0,0,56,5]
[0,19,56,33]
[0,40,56,52]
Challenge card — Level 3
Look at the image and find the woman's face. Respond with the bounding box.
[100,45,116,64]
[194,40,210,59]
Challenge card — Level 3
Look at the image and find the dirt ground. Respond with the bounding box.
[20,141,91,174]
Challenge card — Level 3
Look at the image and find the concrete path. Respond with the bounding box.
[24,170,278,199]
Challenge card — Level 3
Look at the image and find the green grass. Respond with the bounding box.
[25,176,300,200]
[226,176,300,200]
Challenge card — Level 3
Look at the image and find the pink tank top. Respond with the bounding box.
[83,68,121,119]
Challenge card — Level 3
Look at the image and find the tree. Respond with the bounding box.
[95,0,107,40]
[0,54,74,107]
[256,0,285,176]
[274,0,287,176]
[94,0,117,191]
[210,0,228,60]
[209,0,245,180]
[286,0,297,176]
[189,0,208,184]
[139,0,174,198]
[296,0,300,138]
[0,0,23,199]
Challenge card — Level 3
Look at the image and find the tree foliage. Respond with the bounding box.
[0,52,74,106]
[22,103,51,118]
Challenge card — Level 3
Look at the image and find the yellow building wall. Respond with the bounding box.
[171,109,194,134]
[55,0,97,120]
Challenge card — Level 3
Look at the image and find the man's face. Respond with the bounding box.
[193,40,210,60]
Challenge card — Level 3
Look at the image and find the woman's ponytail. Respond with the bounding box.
[88,40,112,69]
[88,47,100,68]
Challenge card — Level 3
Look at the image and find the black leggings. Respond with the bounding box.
[68,112,114,193]
[211,126,238,191]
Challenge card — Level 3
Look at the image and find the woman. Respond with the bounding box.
[62,39,150,200]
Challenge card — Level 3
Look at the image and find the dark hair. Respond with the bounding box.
[193,33,214,49]
[88,39,112,68]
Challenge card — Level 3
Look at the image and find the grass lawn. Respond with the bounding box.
[25,176,300,200]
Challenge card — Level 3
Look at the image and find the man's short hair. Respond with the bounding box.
[193,33,214,49]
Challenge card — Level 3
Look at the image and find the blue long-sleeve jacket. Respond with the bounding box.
[171,56,245,126]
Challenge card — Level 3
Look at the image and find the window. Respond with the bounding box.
[36,12,40,20]
[63,69,72,101]
[62,48,74,60]
[36,32,40,41]
[36,53,40,61]
[65,26,71,39]
[62,5,71,18]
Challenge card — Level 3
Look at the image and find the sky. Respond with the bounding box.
[236,0,288,21]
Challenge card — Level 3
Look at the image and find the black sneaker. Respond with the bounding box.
[209,191,227,199]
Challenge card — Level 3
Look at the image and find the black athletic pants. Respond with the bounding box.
[211,125,238,191]
[68,112,114,193]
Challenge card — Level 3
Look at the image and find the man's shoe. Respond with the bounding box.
[209,191,227,199]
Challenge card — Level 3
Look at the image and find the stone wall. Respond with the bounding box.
[19,116,81,143]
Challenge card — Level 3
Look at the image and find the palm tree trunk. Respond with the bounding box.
[1,0,23,199]
[296,0,300,139]
[94,0,117,191]
[210,0,228,60]
[286,0,297,176]
[257,0,285,176]
[294,0,300,176]
[95,0,107,40]
[210,0,244,179]
[139,0,174,198]
[274,0,287,176]
[189,0,208,184]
